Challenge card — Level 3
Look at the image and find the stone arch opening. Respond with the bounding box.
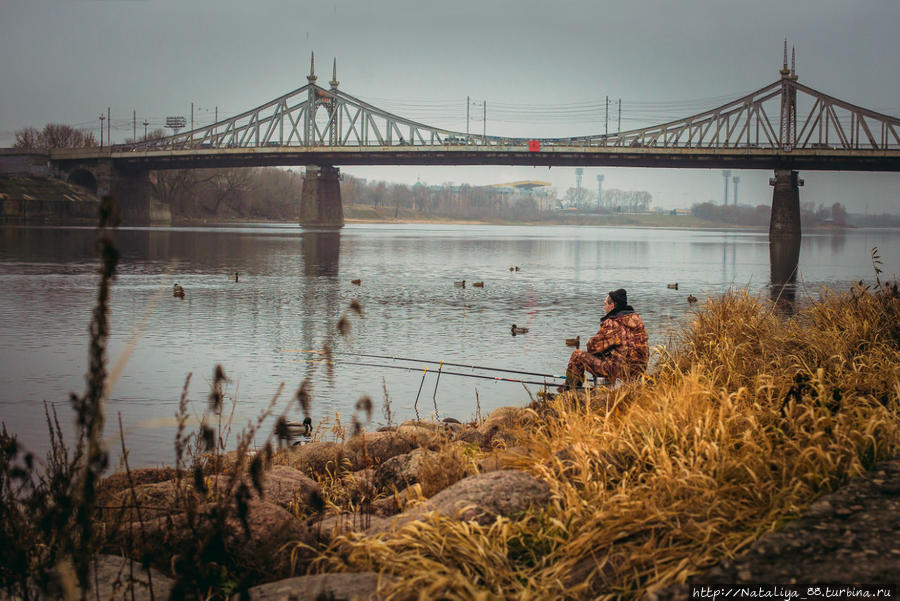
[67,169,98,195]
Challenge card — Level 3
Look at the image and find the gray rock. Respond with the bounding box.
[244,572,386,601]
[369,469,550,533]
[248,465,323,511]
[424,469,550,525]
[372,447,429,492]
[0,555,173,601]
[86,555,174,601]
[475,406,522,449]
[279,441,345,476]
[343,431,417,471]
[314,512,388,543]
[121,499,312,579]
[478,446,530,473]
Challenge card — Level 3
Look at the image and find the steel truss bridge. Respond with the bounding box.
[53,49,900,172]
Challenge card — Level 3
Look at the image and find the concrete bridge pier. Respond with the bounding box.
[300,165,344,228]
[105,169,155,226]
[769,169,803,239]
[769,234,801,315]
[58,160,170,226]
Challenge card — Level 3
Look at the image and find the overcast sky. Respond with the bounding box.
[1,0,898,212]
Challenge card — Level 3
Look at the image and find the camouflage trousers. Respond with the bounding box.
[566,350,623,384]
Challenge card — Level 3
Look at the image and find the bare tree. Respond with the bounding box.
[13,123,97,152]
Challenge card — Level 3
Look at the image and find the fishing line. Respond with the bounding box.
[282,349,565,380]
[288,359,567,388]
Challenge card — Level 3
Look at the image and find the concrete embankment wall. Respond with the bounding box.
[1,150,99,225]
[0,174,99,225]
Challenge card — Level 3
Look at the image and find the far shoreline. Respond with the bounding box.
[170,213,863,232]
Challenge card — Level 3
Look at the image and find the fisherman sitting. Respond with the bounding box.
[564,288,649,389]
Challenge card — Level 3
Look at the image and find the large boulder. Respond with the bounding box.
[99,467,179,494]
[237,465,323,512]
[244,572,387,601]
[103,479,189,522]
[313,512,389,543]
[120,499,312,579]
[475,407,523,449]
[422,469,550,525]
[372,447,430,492]
[0,555,174,601]
[278,441,345,476]
[89,555,174,601]
[343,431,417,471]
[103,466,324,522]
[369,469,550,533]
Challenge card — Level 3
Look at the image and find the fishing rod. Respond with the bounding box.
[289,358,562,388]
[283,349,566,381]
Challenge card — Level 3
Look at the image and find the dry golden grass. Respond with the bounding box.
[312,283,900,600]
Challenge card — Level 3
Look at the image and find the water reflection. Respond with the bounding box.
[1,223,897,468]
[298,230,343,385]
[769,237,801,314]
[722,235,736,285]
[302,230,341,277]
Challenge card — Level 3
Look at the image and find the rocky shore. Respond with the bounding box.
[48,409,537,600]
[11,403,895,601]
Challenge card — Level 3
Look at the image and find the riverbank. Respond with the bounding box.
[176,206,858,231]
[0,174,98,225]
[3,275,897,599]
[0,174,869,231]
[342,203,747,228]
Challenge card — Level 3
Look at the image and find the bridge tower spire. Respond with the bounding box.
[779,40,797,150]
[771,40,803,240]
[328,58,340,146]
[330,57,340,89]
[307,52,317,83]
[305,52,318,146]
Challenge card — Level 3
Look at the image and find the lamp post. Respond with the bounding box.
[99,114,105,147]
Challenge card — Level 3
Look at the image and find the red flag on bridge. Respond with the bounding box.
[528,140,540,152]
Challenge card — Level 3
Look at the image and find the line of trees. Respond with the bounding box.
[691,201,853,227]
[560,187,653,212]
[342,176,554,221]
[14,124,98,152]
[152,167,303,220]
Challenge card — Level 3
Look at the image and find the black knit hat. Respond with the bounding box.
[608,288,628,308]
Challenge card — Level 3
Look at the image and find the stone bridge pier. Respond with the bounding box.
[300,165,344,228]
[769,169,803,239]
[56,159,169,226]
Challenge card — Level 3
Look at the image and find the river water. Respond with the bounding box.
[0,223,897,468]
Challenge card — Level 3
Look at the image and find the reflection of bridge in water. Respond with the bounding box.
[770,236,802,314]
[48,43,900,235]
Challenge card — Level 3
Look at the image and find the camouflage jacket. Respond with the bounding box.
[586,310,649,374]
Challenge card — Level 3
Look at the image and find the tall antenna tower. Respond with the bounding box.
[575,168,584,209]
[596,174,605,210]
[722,170,732,205]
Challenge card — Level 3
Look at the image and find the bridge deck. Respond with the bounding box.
[50,146,900,172]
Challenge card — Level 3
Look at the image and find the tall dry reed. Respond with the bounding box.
[314,282,900,600]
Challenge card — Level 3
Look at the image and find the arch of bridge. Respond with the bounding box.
[66,168,98,195]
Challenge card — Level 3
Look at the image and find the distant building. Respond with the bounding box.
[482,180,553,210]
